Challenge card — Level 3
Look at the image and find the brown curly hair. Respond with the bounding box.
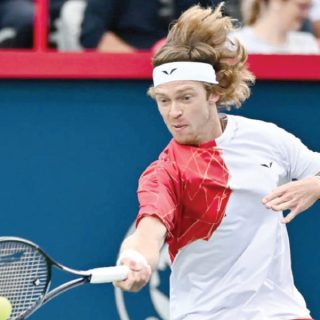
[149,3,255,109]
[241,0,268,26]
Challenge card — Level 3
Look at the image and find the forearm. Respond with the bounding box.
[114,217,167,292]
[118,217,167,271]
[97,32,136,53]
[119,233,162,271]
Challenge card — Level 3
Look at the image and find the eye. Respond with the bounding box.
[182,95,192,102]
[159,98,168,104]
[156,96,168,104]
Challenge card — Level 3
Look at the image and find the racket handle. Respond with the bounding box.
[89,265,129,284]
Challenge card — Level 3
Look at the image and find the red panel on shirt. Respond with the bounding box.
[136,139,232,261]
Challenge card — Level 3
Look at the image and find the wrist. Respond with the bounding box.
[117,249,149,267]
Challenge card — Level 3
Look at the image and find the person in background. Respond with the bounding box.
[113,3,320,320]
[79,0,221,52]
[55,0,86,50]
[232,0,319,53]
[310,0,320,40]
[0,0,66,49]
[0,0,33,48]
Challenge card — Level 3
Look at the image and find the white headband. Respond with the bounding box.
[153,61,218,87]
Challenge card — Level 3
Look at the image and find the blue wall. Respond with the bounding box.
[0,80,319,320]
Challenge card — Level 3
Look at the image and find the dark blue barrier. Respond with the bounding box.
[1,80,319,320]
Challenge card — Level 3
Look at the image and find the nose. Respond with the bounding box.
[169,101,183,118]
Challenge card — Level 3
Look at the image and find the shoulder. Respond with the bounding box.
[231,27,270,53]
[228,116,310,170]
[310,0,320,21]
[231,27,255,43]
[287,32,320,53]
[231,115,280,132]
[232,26,252,35]
[139,140,179,179]
[230,115,291,143]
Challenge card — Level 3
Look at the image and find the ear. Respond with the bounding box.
[208,93,220,104]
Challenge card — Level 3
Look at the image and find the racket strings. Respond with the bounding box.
[0,241,49,319]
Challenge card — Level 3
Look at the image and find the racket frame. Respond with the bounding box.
[0,236,124,319]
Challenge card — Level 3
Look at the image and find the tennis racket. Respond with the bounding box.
[0,236,129,319]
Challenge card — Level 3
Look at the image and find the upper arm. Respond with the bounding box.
[278,128,320,180]
[137,160,179,242]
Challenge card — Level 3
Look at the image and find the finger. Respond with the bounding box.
[113,277,132,291]
[124,268,152,292]
[281,208,299,224]
[113,275,142,291]
[113,264,152,291]
[263,195,289,208]
[267,200,294,212]
[120,257,146,271]
[262,189,286,204]
[263,191,294,208]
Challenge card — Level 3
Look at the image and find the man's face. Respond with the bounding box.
[154,81,219,145]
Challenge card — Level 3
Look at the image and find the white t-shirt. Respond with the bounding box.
[169,115,320,320]
[310,0,320,22]
[232,27,320,54]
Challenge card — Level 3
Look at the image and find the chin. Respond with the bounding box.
[173,136,197,145]
[292,20,303,30]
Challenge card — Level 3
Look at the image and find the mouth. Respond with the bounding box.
[172,124,188,132]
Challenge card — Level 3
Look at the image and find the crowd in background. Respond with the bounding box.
[0,0,319,54]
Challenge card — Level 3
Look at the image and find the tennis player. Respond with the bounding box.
[114,4,320,320]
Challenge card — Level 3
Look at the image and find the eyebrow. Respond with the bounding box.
[154,87,197,96]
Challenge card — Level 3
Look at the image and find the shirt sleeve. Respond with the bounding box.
[136,160,179,242]
[278,127,320,180]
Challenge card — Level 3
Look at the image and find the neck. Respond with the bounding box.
[207,114,225,142]
[252,14,288,45]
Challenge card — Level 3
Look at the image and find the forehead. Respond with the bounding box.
[154,80,204,95]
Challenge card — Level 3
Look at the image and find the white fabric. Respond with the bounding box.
[310,0,320,21]
[0,28,16,43]
[55,0,86,51]
[153,62,218,87]
[232,27,320,54]
[170,115,320,320]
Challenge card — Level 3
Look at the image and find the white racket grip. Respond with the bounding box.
[89,266,129,284]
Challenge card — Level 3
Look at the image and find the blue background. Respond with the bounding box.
[1,79,319,319]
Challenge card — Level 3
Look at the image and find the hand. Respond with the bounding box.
[113,249,152,292]
[262,176,320,224]
[113,257,152,292]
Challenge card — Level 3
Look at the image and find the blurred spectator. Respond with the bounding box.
[310,0,320,39]
[78,0,226,52]
[232,0,320,54]
[55,0,86,50]
[0,0,33,48]
[225,0,242,21]
[0,0,66,49]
